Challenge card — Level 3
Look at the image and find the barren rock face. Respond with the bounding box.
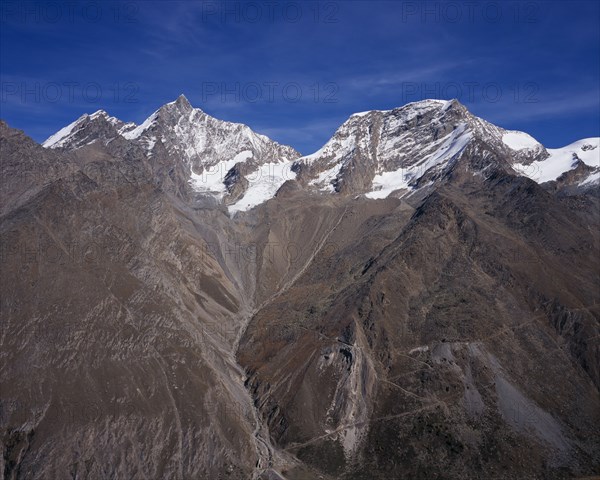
[1,99,599,480]
[1,125,266,479]
[239,172,599,479]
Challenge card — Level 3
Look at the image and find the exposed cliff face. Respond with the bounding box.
[236,167,599,479]
[2,122,274,479]
[2,99,599,479]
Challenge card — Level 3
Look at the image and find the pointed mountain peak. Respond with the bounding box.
[43,114,88,148]
[42,109,124,149]
[175,93,191,108]
[161,94,196,114]
[397,98,469,116]
[87,109,124,127]
[121,95,208,142]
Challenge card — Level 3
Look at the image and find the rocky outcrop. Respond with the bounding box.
[2,99,599,479]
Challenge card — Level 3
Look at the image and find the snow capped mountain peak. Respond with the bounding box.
[89,109,118,122]
[290,98,554,200]
[292,98,478,196]
[41,96,597,213]
[42,114,89,148]
[501,131,540,151]
[158,93,197,117]
[42,96,300,211]
[43,109,127,149]
[348,98,450,121]
[116,96,297,166]
[171,93,192,108]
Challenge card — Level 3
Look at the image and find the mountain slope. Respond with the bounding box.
[3,98,599,480]
[237,155,600,479]
[2,124,284,479]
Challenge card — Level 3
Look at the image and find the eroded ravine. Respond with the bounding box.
[223,204,352,479]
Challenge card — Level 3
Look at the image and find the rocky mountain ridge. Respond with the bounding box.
[2,98,599,480]
[43,96,600,213]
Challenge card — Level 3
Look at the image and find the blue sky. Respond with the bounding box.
[1,0,599,154]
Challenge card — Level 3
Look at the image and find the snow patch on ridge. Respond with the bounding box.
[580,171,600,186]
[228,161,295,214]
[43,116,86,148]
[514,137,600,183]
[349,100,447,119]
[189,150,296,214]
[43,110,125,148]
[366,122,471,199]
[189,151,253,198]
[502,131,540,151]
[122,112,158,140]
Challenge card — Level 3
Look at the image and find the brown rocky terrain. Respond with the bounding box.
[239,159,600,479]
[1,97,599,480]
